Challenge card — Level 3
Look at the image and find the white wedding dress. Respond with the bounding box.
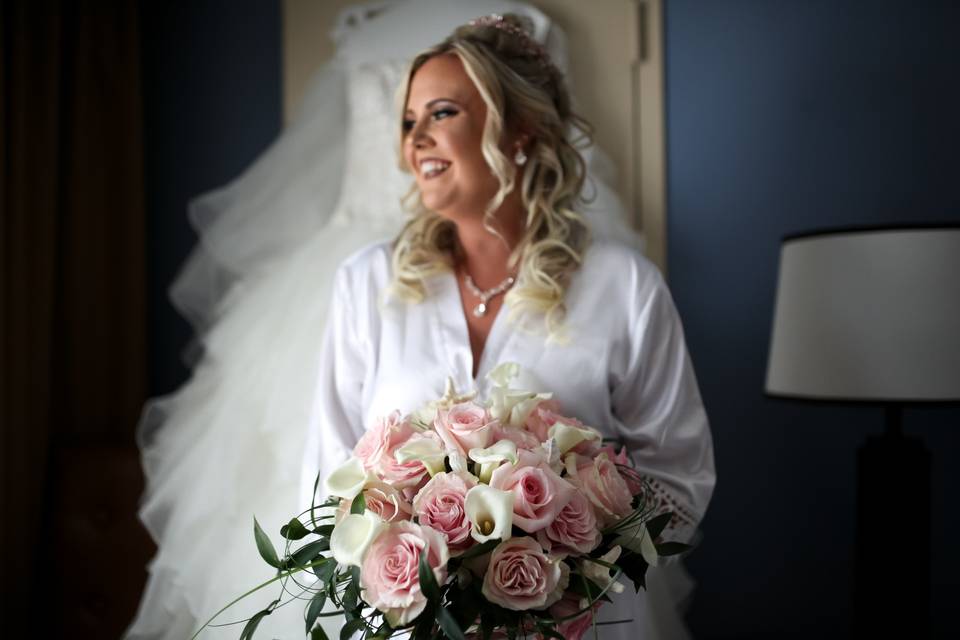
[125,2,703,639]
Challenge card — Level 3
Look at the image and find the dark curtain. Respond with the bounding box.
[1,0,153,637]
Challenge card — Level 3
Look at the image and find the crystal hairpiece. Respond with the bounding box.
[467,13,553,70]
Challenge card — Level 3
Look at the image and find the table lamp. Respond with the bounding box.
[765,225,960,638]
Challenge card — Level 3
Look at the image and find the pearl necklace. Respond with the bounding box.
[464,273,516,317]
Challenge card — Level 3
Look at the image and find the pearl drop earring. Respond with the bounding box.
[514,148,527,166]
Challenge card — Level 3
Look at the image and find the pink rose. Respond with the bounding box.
[412,472,476,555]
[353,411,406,470]
[523,400,562,442]
[342,481,412,523]
[489,422,541,451]
[365,484,414,522]
[434,402,496,456]
[481,537,564,611]
[549,592,600,640]
[360,521,449,626]
[524,401,598,456]
[378,454,430,491]
[535,491,601,556]
[594,443,629,466]
[490,451,575,533]
[566,452,634,527]
[355,412,431,489]
[594,444,644,495]
[376,430,432,491]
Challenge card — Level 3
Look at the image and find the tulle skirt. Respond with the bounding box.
[127,218,399,640]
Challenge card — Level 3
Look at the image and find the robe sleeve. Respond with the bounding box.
[609,264,716,542]
[300,264,369,508]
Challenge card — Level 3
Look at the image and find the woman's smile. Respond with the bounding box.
[418,158,451,179]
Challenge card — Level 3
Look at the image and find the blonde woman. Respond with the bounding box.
[303,14,715,640]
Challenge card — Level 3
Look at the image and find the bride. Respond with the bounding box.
[126,2,712,639]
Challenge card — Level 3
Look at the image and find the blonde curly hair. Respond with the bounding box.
[391,15,592,334]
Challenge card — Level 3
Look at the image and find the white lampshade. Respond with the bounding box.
[765,226,960,402]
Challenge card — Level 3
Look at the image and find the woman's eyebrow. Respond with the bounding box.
[406,97,461,115]
[425,97,459,108]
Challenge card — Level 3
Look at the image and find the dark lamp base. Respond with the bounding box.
[854,428,930,638]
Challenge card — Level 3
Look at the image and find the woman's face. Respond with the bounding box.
[402,54,505,221]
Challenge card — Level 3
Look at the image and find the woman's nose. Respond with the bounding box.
[409,120,433,149]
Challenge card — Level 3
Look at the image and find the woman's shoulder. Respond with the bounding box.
[333,240,393,290]
[579,238,666,294]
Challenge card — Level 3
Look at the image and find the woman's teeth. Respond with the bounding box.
[421,160,450,178]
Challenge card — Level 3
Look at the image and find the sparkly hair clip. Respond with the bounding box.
[467,13,554,70]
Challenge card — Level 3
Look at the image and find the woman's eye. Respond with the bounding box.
[401,119,415,133]
[432,108,457,121]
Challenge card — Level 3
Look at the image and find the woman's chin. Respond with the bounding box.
[420,194,446,213]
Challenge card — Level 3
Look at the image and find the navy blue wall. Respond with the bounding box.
[142,0,281,396]
[665,1,960,638]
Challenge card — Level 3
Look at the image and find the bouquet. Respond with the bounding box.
[196,363,692,640]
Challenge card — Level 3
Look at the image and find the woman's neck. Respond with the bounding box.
[453,203,525,288]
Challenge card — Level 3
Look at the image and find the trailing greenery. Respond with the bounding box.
[190,471,692,640]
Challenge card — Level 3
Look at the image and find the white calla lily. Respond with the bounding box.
[541,439,563,473]
[489,387,552,427]
[548,421,601,454]
[411,404,439,429]
[613,521,660,567]
[486,363,552,426]
[464,485,514,543]
[446,450,481,483]
[468,440,519,484]
[325,457,372,499]
[486,362,520,387]
[581,545,626,594]
[330,511,386,567]
[394,436,447,477]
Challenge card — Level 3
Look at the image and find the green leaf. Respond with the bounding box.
[480,613,494,640]
[451,584,482,629]
[437,606,466,640]
[314,524,335,537]
[569,576,611,603]
[345,566,363,614]
[343,578,360,613]
[314,557,337,582]
[311,626,330,640]
[305,590,327,635]
[645,512,673,540]
[281,517,311,541]
[239,605,273,640]
[418,551,442,602]
[616,553,650,592]
[458,538,500,560]
[351,491,367,515]
[325,566,340,604]
[340,618,366,640]
[412,607,436,640]
[291,539,330,569]
[655,541,692,556]
[365,620,392,639]
[480,612,494,640]
[535,624,565,640]
[254,517,281,569]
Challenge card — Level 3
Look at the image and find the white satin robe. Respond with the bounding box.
[302,239,715,639]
